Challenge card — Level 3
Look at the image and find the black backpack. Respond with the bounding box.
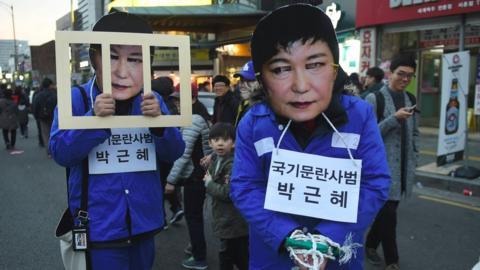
[38,91,57,119]
[374,91,416,123]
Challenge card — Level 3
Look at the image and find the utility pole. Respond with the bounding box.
[0,1,18,75]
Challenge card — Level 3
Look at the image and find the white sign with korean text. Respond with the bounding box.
[264,149,362,223]
[88,128,156,174]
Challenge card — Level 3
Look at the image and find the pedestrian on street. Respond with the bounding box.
[165,84,212,270]
[152,76,184,226]
[34,77,57,157]
[360,67,385,99]
[348,72,363,96]
[0,85,19,152]
[365,53,419,270]
[230,4,390,270]
[15,86,30,138]
[50,12,185,270]
[31,86,45,147]
[204,122,249,270]
[233,60,258,127]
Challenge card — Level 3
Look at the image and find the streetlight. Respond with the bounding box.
[0,1,18,74]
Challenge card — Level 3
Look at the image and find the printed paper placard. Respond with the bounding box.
[88,128,156,174]
[264,148,362,223]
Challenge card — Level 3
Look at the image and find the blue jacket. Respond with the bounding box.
[230,95,390,269]
[50,78,185,242]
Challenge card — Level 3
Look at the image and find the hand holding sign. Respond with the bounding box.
[141,93,162,117]
[94,93,115,117]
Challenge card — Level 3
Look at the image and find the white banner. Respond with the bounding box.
[264,149,362,223]
[436,51,470,166]
[88,128,157,174]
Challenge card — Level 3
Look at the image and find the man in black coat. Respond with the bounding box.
[212,75,239,125]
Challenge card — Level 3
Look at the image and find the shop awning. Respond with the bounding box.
[110,4,267,33]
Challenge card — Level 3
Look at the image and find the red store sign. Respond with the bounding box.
[356,0,480,28]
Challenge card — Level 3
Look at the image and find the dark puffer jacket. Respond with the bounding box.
[205,152,248,239]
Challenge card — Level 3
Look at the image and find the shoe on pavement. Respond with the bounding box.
[184,244,192,256]
[181,256,207,270]
[169,209,184,224]
[385,263,400,270]
[366,248,382,265]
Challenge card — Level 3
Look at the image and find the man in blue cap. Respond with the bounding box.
[233,60,258,127]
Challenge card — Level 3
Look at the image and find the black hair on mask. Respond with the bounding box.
[251,4,339,76]
[389,53,417,72]
[209,122,236,141]
[89,12,153,70]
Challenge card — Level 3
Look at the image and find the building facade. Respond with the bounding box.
[0,40,31,75]
[356,0,480,128]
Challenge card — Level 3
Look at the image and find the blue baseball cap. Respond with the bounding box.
[233,61,256,81]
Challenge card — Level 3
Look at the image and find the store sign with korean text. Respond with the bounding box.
[359,28,376,77]
[420,25,480,49]
[88,128,157,174]
[356,0,480,27]
[264,149,362,223]
[436,51,469,166]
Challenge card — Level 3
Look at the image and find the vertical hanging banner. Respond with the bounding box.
[359,28,376,78]
[437,51,470,166]
[474,54,480,115]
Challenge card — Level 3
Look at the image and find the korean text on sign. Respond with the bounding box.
[264,148,362,223]
[88,128,157,174]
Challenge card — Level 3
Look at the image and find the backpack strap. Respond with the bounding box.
[65,86,89,181]
[406,91,416,106]
[374,91,385,123]
[65,86,90,223]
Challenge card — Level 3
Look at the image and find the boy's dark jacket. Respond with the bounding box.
[206,152,248,239]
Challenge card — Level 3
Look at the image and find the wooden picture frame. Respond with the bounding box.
[55,31,192,129]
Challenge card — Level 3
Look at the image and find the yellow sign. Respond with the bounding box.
[153,48,209,63]
[108,0,211,10]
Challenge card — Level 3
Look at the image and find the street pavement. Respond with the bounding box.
[0,118,479,270]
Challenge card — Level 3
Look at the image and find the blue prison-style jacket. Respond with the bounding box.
[230,95,391,270]
[50,78,185,242]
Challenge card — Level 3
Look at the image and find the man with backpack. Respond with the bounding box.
[364,53,419,270]
[33,77,57,157]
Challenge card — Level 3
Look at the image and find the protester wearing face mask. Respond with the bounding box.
[230,4,391,270]
[50,12,185,269]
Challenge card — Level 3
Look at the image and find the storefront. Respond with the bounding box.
[319,1,360,75]
[356,0,480,128]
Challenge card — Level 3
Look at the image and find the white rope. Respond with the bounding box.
[286,229,361,269]
[276,120,292,155]
[321,113,359,168]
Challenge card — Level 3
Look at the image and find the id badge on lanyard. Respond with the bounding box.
[72,225,88,251]
[88,128,157,174]
[264,148,362,223]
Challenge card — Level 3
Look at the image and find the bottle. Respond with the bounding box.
[445,78,459,135]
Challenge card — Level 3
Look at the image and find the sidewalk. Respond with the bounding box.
[419,126,480,142]
[416,126,480,197]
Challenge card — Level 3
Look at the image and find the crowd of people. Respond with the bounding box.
[0,77,57,156]
[0,4,422,270]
